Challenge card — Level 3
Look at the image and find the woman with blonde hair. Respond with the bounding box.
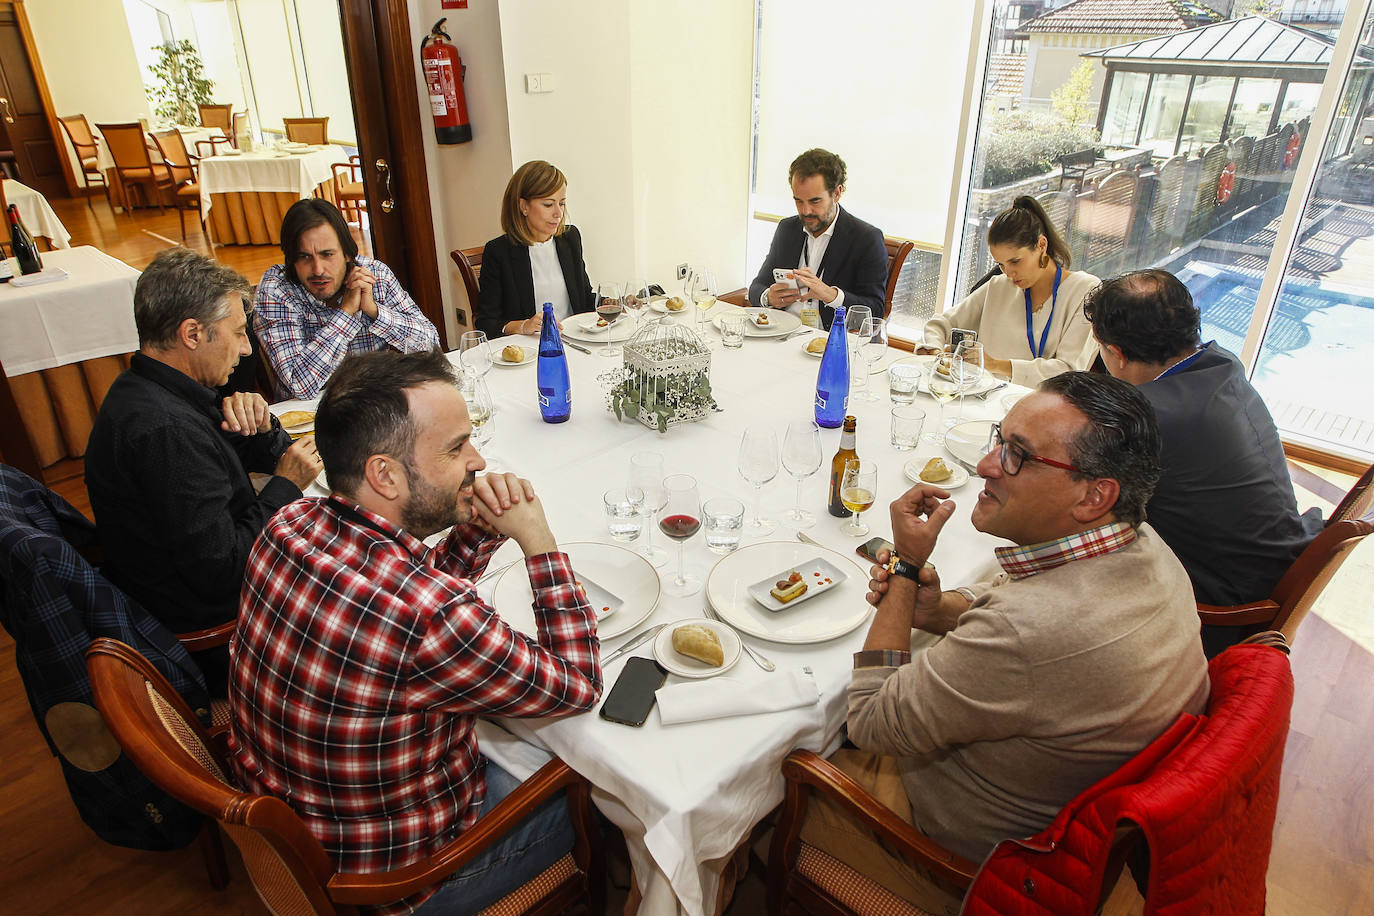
[474,160,596,338]
[923,195,1099,384]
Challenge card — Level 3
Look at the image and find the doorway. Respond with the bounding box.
[0,2,66,198]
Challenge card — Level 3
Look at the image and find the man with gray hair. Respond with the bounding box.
[86,247,321,693]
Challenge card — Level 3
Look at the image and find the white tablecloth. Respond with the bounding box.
[197,145,346,215]
[0,246,139,376]
[3,179,71,248]
[275,310,1021,915]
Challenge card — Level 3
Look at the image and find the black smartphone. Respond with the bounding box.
[599,657,668,727]
[856,536,895,565]
[950,328,978,351]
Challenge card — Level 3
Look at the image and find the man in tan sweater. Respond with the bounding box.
[804,371,1210,914]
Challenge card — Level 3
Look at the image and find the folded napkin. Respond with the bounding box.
[655,670,819,726]
[10,267,70,287]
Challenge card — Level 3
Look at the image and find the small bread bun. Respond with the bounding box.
[920,457,953,483]
[501,344,524,362]
[672,624,724,667]
[277,410,315,429]
[806,337,826,354]
[666,296,686,311]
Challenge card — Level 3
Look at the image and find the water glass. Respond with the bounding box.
[702,497,745,554]
[603,488,644,543]
[890,406,926,451]
[888,363,921,405]
[721,314,747,349]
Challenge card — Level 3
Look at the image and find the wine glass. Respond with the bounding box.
[845,306,872,399]
[925,356,961,443]
[737,425,779,535]
[858,317,889,402]
[659,474,702,597]
[688,268,717,337]
[624,278,650,313]
[595,282,624,357]
[839,458,878,537]
[781,417,823,528]
[628,451,668,567]
[952,340,984,422]
[460,372,496,450]
[458,330,493,378]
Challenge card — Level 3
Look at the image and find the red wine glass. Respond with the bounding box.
[659,473,701,597]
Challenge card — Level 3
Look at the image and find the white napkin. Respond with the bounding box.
[10,267,70,287]
[655,671,819,726]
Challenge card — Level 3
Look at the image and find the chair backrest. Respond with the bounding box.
[1330,459,1374,524]
[58,114,98,156]
[283,117,329,145]
[883,236,915,316]
[149,129,195,185]
[965,643,1293,915]
[96,122,155,172]
[1267,514,1372,640]
[197,103,233,133]
[449,246,484,312]
[87,637,343,915]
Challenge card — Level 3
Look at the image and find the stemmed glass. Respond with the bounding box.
[737,425,779,535]
[839,459,878,537]
[458,330,493,379]
[461,372,496,449]
[857,317,889,402]
[595,282,624,357]
[624,278,650,313]
[781,418,823,528]
[952,340,984,422]
[659,474,702,597]
[627,451,668,567]
[688,268,717,337]
[925,356,961,444]
[845,306,873,399]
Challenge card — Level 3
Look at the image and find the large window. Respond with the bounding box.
[1101,71,1150,147]
[1139,73,1190,156]
[1229,77,1282,139]
[1180,74,1234,155]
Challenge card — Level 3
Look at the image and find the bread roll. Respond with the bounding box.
[665,296,686,311]
[806,337,826,354]
[920,457,953,483]
[501,344,524,362]
[277,410,315,429]
[672,624,724,667]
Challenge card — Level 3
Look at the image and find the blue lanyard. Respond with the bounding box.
[1024,264,1062,359]
[1155,342,1212,380]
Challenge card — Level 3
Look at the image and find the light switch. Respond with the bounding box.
[538,72,554,93]
[525,73,541,93]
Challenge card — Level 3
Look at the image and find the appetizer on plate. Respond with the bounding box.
[770,571,808,603]
[752,311,772,328]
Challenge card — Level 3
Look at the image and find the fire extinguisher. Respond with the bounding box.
[421,18,472,145]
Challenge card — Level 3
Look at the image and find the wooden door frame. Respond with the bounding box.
[5,1,76,198]
[337,0,445,345]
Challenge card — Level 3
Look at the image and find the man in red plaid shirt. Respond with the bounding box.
[227,349,601,914]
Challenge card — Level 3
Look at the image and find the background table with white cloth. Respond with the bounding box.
[197,145,346,246]
[0,246,139,468]
[2,179,71,249]
[290,307,1021,915]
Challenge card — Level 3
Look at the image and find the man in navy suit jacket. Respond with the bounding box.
[748,148,889,328]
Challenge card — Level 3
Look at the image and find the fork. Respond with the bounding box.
[706,605,775,671]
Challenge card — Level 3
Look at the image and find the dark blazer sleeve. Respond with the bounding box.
[556,225,597,316]
[748,218,802,307]
[475,235,532,340]
[822,210,889,324]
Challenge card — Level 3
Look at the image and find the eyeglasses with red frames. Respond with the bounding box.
[986,422,1085,476]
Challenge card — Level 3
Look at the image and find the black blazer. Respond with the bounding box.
[747,207,889,327]
[475,225,597,339]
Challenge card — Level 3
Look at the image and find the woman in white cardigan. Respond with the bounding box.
[923,196,1100,386]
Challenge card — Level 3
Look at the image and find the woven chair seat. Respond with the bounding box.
[476,853,579,916]
[795,843,939,916]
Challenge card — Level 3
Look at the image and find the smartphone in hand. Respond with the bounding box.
[599,657,668,727]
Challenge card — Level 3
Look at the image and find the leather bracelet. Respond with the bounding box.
[886,554,924,584]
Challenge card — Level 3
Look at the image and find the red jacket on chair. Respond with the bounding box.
[961,644,1294,916]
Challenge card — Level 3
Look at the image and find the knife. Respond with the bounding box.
[601,624,665,665]
[564,339,592,355]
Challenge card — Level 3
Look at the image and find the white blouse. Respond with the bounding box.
[529,238,572,321]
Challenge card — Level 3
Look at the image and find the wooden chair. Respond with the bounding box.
[284,117,330,145]
[770,642,1294,915]
[1198,510,1373,644]
[1330,459,1374,524]
[96,122,172,215]
[194,103,234,154]
[57,114,111,211]
[331,155,367,229]
[449,245,484,315]
[149,130,204,241]
[1059,148,1097,190]
[86,637,607,915]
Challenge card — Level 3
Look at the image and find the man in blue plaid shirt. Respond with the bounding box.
[254,199,440,399]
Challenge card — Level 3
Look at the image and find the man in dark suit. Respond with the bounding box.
[748,148,888,328]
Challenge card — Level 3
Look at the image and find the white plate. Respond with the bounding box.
[903,459,971,489]
[288,147,314,155]
[271,401,318,435]
[492,346,537,367]
[491,541,659,640]
[945,419,995,471]
[745,557,848,612]
[560,312,639,342]
[652,619,741,678]
[800,336,827,358]
[905,354,1003,398]
[650,298,689,315]
[706,542,871,644]
[712,307,801,339]
[218,148,242,156]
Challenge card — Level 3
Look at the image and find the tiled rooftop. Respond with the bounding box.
[988,53,1027,97]
[1023,0,1222,35]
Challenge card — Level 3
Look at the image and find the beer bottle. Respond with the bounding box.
[827,416,858,517]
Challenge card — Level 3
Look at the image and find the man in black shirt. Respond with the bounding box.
[86,248,321,692]
[1084,269,1322,656]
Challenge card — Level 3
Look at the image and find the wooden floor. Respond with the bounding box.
[3,196,1373,913]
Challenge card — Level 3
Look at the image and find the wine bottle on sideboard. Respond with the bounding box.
[7,205,44,276]
[827,415,858,518]
[537,302,572,423]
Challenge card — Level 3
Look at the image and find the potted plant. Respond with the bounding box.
[147,40,215,127]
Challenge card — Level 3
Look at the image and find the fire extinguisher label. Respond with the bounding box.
[424,58,452,117]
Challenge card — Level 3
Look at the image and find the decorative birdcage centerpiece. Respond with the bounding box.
[600,322,714,432]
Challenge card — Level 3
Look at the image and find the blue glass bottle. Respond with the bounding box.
[814,305,849,428]
[537,302,571,423]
